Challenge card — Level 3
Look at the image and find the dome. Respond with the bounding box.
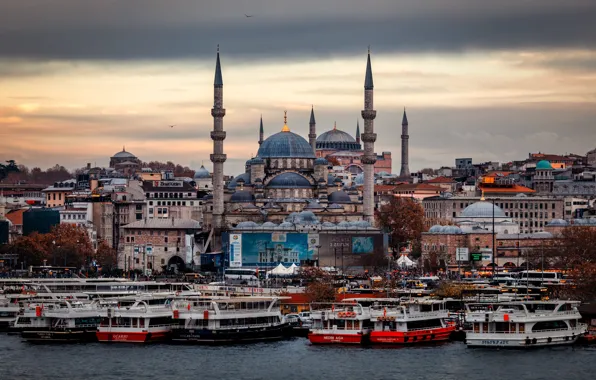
[443,226,463,234]
[262,222,278,228]
[314,157,329,166]
[548,219,568,226]
[328,174,338,185]
[236,221,259,229]
[304,201,324,210]
[461,201,506,218]
[251,157,265,165]
[113,149,136,158]
[268,173,311,188]
[297,211,320,224]
[353,173,364,185]
[228,172,251,190]
[328,191,352,203]
[230,190,255,202]
[193,165,210,179]
[429,225,443,233]
[257,131,315,158]
[327,203,344,209]
[536,160,553,170]
[278,222,294,229]
[316,128,361,151]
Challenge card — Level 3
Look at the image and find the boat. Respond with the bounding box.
[170,296,291,344]
[96,295,176,343]
[308,301,373,344]
[465,300,587,348]
[369,300,456,344]
[15,299,102,343]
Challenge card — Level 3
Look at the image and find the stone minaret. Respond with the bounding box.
[361,49,377,224]
[210,46,226,230]
[355,119,361,146]
[258,115,264,145]
[399,108,410,178]
[309,106,317,155]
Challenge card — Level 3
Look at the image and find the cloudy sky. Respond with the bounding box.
[1,0,595,175]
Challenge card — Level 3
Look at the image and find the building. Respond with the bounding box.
[422,195,564,233]
[42,180,76,207]
[193,165,213,191]
[587,148,596,167]
[109,147,142,175]
[202,48,383,232]
[142,180,201,220]
[0,184,46,207]
[120,218,201,273]
[456,158,473,170]
[425,177,458,193]
[392,183,443,201]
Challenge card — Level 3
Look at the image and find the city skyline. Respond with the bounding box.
[1,1,596,175]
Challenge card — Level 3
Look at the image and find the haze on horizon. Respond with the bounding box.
[1,0,595,176]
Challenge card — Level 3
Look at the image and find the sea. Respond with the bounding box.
[1,334,595,380]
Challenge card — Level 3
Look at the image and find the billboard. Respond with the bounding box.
[352,237,374,254]
[229,233,242,267]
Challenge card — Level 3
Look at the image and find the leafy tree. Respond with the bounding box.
[94,240,118,272]
[376,197,425,258]
[301,267,336,303]
[326,156,341,166]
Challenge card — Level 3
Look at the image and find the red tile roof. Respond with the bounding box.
[394,183,443,192]
[426,176,456,184]
[5,208,27,226]
[479,184,535,193]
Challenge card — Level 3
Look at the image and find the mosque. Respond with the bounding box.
[201,48,384,232]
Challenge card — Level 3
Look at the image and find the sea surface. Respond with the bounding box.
[0,334,595,380]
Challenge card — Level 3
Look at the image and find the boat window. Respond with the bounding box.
[569,320,577,328]
[473,323,480,333]
[532,320,568,332]
[407,319,442,330]
[519,324,525,333]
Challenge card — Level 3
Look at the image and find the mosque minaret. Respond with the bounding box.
[210,46,226,230]
[361,49,377,224]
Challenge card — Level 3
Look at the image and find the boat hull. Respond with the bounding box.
[96,329,170,343]
[308,331,365,345]
[369,326,455,344]
[21,329,97,343]
[171,323,292,344]
[466,331,584,348]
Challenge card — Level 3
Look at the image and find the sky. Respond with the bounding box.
[1,0,595,176]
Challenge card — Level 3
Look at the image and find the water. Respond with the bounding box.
[1,334,595,380]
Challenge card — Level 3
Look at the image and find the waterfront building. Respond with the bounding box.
[42,180,77,208]
[109,147,142,175]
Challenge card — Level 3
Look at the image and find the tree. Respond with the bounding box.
[48,224,94,268]
[95,240,118,273]
[326,156,341,166]
[376,197,425,258]
[300,267,336,303]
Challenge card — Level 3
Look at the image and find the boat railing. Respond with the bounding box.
[465,326,586,333]
[372,310,447,320]
[406,326,446,332]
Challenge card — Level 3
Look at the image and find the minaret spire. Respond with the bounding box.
[361,47,377,224]
[309,105,317,155]
[210,45,227,230]
[258,115,264,145]
[355,119,361,146]
[399,107,410,179]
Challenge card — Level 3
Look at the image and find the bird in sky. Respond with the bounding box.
[244,14,253,18]
[169,125,175,128]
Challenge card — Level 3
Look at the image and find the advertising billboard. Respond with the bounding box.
[352,237,374,254]
[229,233,242,267]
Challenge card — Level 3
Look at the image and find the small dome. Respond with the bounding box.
[262,222,278,228]
[461,201,506,218]
[536,160,553,170]
[443,226,463,234]
[304,201,324,210]
[328,174,338,185]
[327,203,344,209]
[193,165,210,179]
[429,225,443,233]
[516,193,528,198]
[113,148,136,158]
[236,221,259,229]
[321,222,337,228]
[228,173,251,190]
[278,222,294,228]
[251,157,265,165]
[314,157,329,166]
[328,191,352,203]
[352,220,371,228]
[245,159,253,166]
[548,219,568,226]
[230,190,255,202]
[337,221,351,228]
[297,211,320,224]
[268,173,311,188]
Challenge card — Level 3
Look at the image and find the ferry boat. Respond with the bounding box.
[14,300,102,343]
[171,296,291,344]
[369,300,456,344]
[308,301,372,344]
[465,300,587,348]
[96,295,176,343]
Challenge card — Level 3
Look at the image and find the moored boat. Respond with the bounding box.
[308,302,372,345]
[465,300,587,348]
[171,296,291,344]
[369,300,455,345]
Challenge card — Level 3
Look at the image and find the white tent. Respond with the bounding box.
[397,254,416,267]
[287,263,299,274]
[269,263,293,276]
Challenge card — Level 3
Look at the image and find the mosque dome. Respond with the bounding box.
[268,173,311,188]
[228,172,251,190]
[316,126,361,151]
[113,148,136,158]
[193,165,210,179]
[257,116,315,159]
[296,211,320,224]
[304,201,325,210]
[328,190,352,203]
[230,190,255,202]
[251,157,265,165]
[461,201,506,218]
[314,157,329,166]
[536,160,553,170]
[547,219,568,226]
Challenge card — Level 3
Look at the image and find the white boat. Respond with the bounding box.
[308,301,373,345]
[15,299,103,342]
[465,300,587,348]
[171,296,291,343]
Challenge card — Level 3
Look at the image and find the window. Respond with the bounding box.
[165,237,168,243]
[136,214,142,220]
[161,259,165,264]
[164,247,168,252]
[131,237,135,242]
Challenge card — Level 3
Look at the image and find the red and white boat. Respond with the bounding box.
[308,302,372,344]
[96,296,174,343]
[369,300,455,344]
